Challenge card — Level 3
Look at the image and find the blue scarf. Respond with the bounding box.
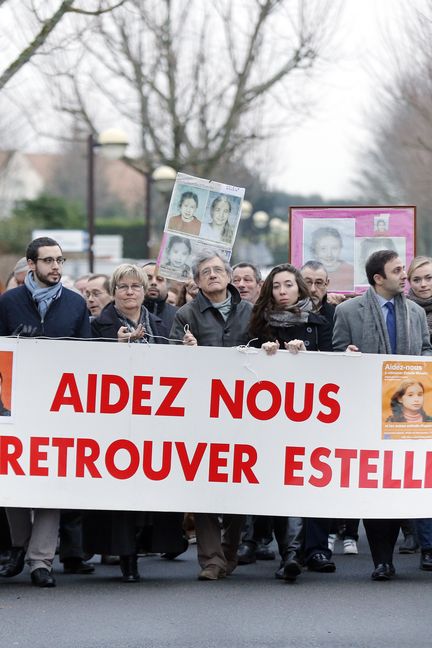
[25,272,63,321]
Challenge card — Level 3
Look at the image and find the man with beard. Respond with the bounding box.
[142,262,178,333]
[0,237,91,588]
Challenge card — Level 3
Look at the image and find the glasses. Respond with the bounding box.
[36,256,66,265]
[116,283,143,292]
[200,266,226,278]
[304,279,327,288]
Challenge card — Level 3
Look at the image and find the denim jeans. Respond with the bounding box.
[416,518,432,550]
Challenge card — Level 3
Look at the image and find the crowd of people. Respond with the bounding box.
[0,236,431,587]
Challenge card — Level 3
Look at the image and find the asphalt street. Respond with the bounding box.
[0,528,430,648]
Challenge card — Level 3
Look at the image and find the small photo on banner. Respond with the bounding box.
[382,360,432,440]
[158,172,244,282]
[0,350,13,420]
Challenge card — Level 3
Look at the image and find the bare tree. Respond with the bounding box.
[355,2,432,252]
[0,0,127,91]
[35,0,339,177]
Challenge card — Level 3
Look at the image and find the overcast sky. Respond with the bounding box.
[268,0,413,199]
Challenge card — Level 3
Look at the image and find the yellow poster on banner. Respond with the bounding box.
[382,360,432,440]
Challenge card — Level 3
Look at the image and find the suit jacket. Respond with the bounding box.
[333,291,432,356]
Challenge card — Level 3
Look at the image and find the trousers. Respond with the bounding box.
[195,513,244,570]
[6,508,60,572]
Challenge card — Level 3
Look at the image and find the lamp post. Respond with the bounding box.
[87,128,128,272]
[145,165,176,259]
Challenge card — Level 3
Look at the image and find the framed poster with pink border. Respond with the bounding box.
[289,206,416,293]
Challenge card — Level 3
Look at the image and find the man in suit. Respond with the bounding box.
[333,249,432,580]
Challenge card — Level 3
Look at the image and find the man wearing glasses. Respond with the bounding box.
[170,249,252,581]
[84,274,112,319]
[0,237,91,588]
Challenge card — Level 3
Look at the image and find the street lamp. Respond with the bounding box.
[252,210,270,229]
[142,165,176,259]
[87,128,129,272]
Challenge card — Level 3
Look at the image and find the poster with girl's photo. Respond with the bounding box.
[290,206,415,293]
[159,172,244,282]
[382,360,432,440]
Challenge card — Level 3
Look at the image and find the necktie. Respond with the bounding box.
[385,301,396,354]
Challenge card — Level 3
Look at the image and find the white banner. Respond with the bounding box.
[0,338,431,518]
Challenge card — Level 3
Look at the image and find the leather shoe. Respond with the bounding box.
[236,543,256,565]
[307,553,336,573]
[119,554,140,583]
[198,564,226,580]
[0,547,25,577]
[256,543,276,561]
[63,558,95,574]
[31,568,56,587]
[420,551,432,571]
[371,563,395,581]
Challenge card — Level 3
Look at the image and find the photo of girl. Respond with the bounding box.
[308,224,354,291]
[160,235,192,280]
[386,379,432,423]
[167,190,201,236]
[200,194,237,245]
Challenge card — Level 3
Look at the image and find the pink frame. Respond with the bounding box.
[290,206,416,293]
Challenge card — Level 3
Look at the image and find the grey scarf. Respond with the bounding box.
[115,305,156,343]
[265,297,313,327]
[362,287,411,354]
[24,271,63,320]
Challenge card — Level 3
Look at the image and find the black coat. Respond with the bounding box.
[91,302,169,343]
[144,297,177,334]
[84,302,186,557]
[252,312,333,352]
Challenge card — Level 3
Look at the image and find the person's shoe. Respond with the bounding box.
[282,556,302,581]
[343,538,358,555]
[63,558,95,574]
[119,555,140,583]
[420,551,432,571]
[255,543,276,561]
[399,534,419,554]
[236,543,256,565]
[307,553,336,573]
[0,547,25,577]
[371,563,395,581]
[101,555,120,565]
[198,565,226,580]
[31,568,56,587]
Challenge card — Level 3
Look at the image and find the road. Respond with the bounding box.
[0,529,430,648]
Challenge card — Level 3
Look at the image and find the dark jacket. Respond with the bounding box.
[0,399,10,416]
[252,312,333,352]
[91,302,169,343]
[318,297,336,330]
[170,284,253,347]
[0,284,91,338]
[144,297,177,333]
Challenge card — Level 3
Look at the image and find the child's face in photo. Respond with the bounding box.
[315,235,341,271]
[398,384,424,413]
[169,242,189,268]
[180,198,197,221]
